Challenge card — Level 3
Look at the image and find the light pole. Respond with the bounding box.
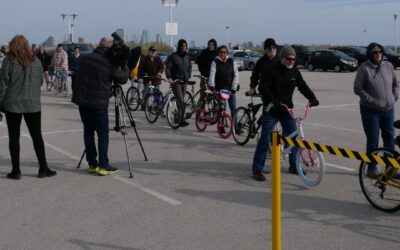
[395,14,398,53]
[61,13,78,43]
[363,28,367,47]
[162,0,179,50]
[226,26,230,49]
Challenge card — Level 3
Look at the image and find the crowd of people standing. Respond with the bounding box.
[0,34,399,182]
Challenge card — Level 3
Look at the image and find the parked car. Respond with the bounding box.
[228,51,245,71]
[232,50,262,70]
[291,45,315,67]
[188,48,202,63]
[307,50,358,72]
[329,46,367,66]
[383,46,400,69]
[157,51,169,63]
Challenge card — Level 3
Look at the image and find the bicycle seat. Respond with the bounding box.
[394,120,400,129]
[187,81,196,85]
[219,89,231,100]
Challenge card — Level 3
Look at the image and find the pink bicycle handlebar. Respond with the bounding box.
[281,103,311,121]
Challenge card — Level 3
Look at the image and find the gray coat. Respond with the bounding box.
[354,60,399,112]
[165,52,192,82]
[0,57,43,113]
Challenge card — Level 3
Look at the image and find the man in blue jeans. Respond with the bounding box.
[72,37,129,176]
[252,46,319,181]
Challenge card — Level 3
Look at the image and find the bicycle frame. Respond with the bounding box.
[279,103,316,166]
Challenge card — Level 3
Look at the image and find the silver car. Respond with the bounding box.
[228,52,245,71]
[232,51,262,71]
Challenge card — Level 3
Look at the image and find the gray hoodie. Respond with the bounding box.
[354,60,399,112]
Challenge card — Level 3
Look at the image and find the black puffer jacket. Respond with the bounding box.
[36,52,51,71]
[165,52,192,82]
[197,40,218,77]
[72,47,126,109]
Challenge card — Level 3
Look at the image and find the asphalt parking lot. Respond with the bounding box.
[1,66,400,250]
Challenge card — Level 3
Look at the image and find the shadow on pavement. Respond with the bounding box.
[68,239,144,250]
[174,188,400,244]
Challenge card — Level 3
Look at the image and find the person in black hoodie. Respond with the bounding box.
[251,46,319,181]
[36,46,51,89]
[248,38,277,95]
[165,39,192,127]
[72,37,129,176]
[197,39,218,105]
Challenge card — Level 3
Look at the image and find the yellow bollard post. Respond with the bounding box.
[271,131,281,250]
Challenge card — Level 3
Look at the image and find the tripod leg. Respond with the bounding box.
[121,90,149,161]
[76,150,86,168]
[123,133,133,178]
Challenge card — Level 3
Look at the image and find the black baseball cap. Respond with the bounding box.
[149,46,157,52]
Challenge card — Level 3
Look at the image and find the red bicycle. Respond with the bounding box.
[195,89,233,138]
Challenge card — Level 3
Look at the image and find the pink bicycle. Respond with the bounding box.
[195,89,233,139]
[267,103,326,186]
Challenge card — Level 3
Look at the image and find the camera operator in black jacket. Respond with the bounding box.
[72,37,129,176]
[251,46,319,181]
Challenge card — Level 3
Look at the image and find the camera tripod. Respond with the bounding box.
[76,84,148,178]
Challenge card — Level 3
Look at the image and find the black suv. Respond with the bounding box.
[329,46,367,66]
[188,48,202,63]
[383,46,400,69]
[291,45,316,67]
[307,50,358,72]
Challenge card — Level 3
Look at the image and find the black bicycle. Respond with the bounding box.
[183,75,219,121]
[232,92,263,145]
[126,74,161,111]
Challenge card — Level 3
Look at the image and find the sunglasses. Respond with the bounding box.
[372,50,382,55]
[285,57,296,62]
[219,51,228,54]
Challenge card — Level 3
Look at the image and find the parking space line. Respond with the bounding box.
[302,122,363,134]
[326,163,355,172]
[0,121,183,206]
[0,128,83,139]
[115,176,183,206]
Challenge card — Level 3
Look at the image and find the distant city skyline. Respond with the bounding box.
[1,0,399,47]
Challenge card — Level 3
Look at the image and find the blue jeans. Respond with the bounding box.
[360,105,394,171]
[228,94,236,118]
[252,111,298,172]
[79,106,109,167]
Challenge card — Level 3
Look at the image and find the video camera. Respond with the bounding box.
[109,32,130,67]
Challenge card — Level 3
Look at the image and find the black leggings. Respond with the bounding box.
[5,111,48,171]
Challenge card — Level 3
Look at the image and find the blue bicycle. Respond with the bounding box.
[144,85,183,129]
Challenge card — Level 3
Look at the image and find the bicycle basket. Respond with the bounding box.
[219,89,230,100]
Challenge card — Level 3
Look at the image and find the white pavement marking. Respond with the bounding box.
[0,121,183,206]
[0,128,83,139]
[115,176,183,206]
[326,163,356,172]
[302,122,364,134]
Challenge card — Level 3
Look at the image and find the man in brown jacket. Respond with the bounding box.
[138,46,164,110]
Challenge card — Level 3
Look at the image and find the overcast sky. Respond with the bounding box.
[1,0,399,47]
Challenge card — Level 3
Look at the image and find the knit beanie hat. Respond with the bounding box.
[264,38,277,49]
[279,46,296,60]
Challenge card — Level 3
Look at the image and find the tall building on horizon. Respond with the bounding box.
[190,40,196,48]
[42,36,55,47]
[156,34,162,44]
[140,29,150,44]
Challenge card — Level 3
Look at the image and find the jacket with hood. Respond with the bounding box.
[354,42,399,112]
[165,39,192,82]
[197,39,218,77]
